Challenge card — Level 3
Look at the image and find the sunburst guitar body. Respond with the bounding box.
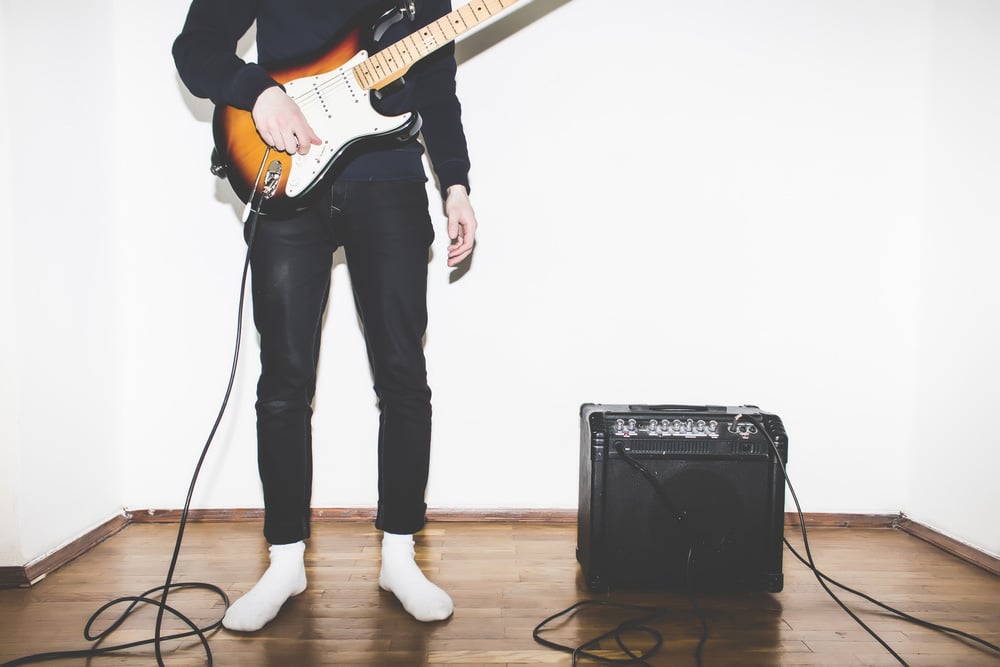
[212,27,417,218]
[210,0,521,217]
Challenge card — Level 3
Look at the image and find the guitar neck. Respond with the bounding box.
[353,0,520,91]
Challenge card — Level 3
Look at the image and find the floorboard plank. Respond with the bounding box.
[1,522,998,666]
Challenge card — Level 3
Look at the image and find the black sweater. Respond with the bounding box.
[172,0,471,197]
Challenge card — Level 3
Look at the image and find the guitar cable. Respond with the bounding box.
[4,159,997,665]
[531,548,709,667]
[747,411,1000,667]
[532,413,1000,666]
[0,160,279,667]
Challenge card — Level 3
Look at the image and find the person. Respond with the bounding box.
[172,0,478,631]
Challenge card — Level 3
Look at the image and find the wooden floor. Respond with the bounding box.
[1,522,998,666]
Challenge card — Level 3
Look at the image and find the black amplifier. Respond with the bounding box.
[577,403,788,592]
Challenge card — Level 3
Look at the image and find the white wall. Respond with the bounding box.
[441,0,930,514]
[0,1,124,566]
[908,1,1000,557]
[0,1,23,566]
[2,0,997,566]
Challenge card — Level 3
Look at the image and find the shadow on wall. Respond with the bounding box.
[456,0,577,65]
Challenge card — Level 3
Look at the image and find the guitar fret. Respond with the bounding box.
[447,10,467,34]
[417,25,440,51]
[478,0,510,17]
[399,36,421,67]
[354,0,521,90]
[366,57,382,80]
[422,29,439,54]
[456,6,476,31]
[355,61,375,87]
[470,2,494,19]
[403,34,425,61]
[374,51,392,76]
[376,52,393,75]
[390,42,414,67]
[430,18,454,42]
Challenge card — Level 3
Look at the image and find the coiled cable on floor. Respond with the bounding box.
[1,194,267,667]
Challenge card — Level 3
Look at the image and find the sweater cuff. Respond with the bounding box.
[436,162,471,201]
[228,64,281,111]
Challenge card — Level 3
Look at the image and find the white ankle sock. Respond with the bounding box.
[222,541,307,632]
[378,532,453,622]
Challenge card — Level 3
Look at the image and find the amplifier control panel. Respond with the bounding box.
[611,417,759,439]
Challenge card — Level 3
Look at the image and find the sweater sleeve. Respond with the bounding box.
[415,42,472,199]
[380,0,472,199]
[171,0,279,111]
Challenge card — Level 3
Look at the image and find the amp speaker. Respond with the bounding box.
[577,403,787,592]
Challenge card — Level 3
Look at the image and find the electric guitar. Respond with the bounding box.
[211,0,520,218]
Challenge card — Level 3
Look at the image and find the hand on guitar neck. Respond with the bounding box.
[251,85,322,156]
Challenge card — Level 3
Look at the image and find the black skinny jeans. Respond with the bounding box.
[245,180,434,545]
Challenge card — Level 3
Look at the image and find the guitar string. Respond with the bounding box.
[262,5,509,155]
[281,0,513,109]
[282,8,491,110]
[234,3,514,200]
[287,39,437,110]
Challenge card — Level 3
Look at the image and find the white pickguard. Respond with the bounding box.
[282,50,414,199]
